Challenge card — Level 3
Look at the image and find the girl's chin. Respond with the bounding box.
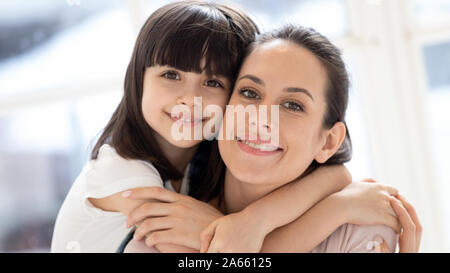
[168,138,202,149]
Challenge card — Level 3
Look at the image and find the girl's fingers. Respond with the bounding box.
[379,240,390,253]
[371,235,390,253]
[396,194,422,249]
[134,217,173,241]
[383,195,399,219]
[206,239,219,253]
[144,229,179,248]
[383,185,399,197]
[383,211,402,234]
[126,202,172,228]
[390,197,416,253]
[200,223,217,253]
[122,187,179,203]
[361,178,377,183]
[359,178,398,196]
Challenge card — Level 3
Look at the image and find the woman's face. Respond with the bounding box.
[142,63,231,148]
[218,39,332,185]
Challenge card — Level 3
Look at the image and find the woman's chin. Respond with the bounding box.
[228,164,275,185]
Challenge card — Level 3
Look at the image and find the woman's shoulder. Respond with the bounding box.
[310,223,398,253]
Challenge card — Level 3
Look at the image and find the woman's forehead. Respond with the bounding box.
[244,40,324,73]
[239,40,328,97]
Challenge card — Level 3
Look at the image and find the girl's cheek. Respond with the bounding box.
[203,96,228,111]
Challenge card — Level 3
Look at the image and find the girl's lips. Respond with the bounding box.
[165,112,207,127]
[236,137,283,156]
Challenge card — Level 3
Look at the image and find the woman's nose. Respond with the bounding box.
[250,120,270,129]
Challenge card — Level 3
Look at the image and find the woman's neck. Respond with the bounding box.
[223,168,279,213]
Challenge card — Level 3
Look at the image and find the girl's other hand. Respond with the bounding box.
[200,210,267,253]
[335,178,402,233]
[377,194,421,252]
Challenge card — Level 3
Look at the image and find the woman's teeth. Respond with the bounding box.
[239,140,279,151]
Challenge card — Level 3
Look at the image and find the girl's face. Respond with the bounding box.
[142,64,231,148]
[219,39,335,185]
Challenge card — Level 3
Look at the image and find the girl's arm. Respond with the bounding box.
[89,189,199,253]
[199,165,351,252]
[124,165,351,253]
[260,180,401,252]
[242,164,352,234]
[202,179,401,253]
[260,192,347,252]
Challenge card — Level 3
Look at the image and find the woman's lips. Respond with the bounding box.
[236,136,283,156]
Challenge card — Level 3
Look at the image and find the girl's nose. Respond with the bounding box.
[176,96,194,107]
[176,95,195,107]
[175,84,201,107]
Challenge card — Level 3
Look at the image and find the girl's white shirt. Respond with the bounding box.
[50,144,189,253]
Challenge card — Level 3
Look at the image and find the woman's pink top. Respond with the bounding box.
[124,223,398,253]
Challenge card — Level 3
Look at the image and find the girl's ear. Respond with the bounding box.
[314,122,346,164]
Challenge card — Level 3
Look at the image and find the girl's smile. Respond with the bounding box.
[165,111,208,128]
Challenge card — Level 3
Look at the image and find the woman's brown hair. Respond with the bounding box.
[90,1,259,186]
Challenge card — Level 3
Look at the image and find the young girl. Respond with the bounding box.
[51,1,351,253]
[50,0,258,252]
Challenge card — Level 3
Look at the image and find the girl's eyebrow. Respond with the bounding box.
[238,74,315,103]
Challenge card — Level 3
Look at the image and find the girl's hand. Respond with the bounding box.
[335,178,402,233]
[123,187,224,250]
[376,194,422,253]
[200,210,267,253]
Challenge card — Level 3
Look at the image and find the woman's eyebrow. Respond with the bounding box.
[237,74,265,86]
[238,74,315,102]
[284,87,315,102]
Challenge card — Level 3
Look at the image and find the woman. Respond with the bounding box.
[121,25,421,253]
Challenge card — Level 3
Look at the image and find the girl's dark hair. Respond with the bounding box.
[201,25,353,204]
[90,1,259,188]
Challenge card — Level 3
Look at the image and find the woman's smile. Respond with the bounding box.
[236,135,283,156]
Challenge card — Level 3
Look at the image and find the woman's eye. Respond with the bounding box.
[240,89,260,99]
[162,71,180,80]
[205,80,223,88]
[282,101,304,112]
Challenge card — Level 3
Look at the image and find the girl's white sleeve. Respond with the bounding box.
[81,145,164,213]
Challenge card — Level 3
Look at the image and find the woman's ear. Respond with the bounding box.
[314,122,346,163]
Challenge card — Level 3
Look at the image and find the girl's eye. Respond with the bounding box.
[282,101,304,112]
[162,71,180,80]
[239,89,261,99]
[205,80,223,88]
